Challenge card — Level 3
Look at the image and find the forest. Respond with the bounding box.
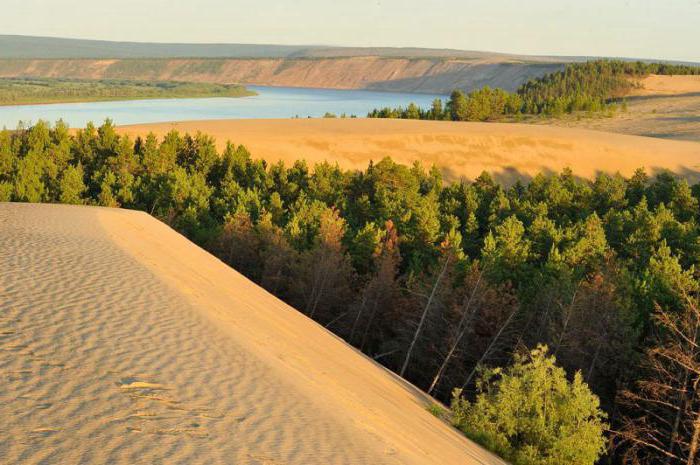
[368,59,700,121]
[2,119,700,464]
[0,78,255,105]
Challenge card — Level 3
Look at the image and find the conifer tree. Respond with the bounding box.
[451,345,608,465]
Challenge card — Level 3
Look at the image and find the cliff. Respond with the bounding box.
[0,57,563,94]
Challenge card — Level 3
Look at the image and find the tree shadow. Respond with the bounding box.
[625,92,700,103]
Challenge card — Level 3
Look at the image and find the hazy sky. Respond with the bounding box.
[3,0,700,61]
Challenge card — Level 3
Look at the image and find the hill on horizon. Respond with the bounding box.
[3,34,700,65]
[1,36,697,95]
[0,34,631,62]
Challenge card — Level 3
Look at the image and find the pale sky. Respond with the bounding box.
[3,0,700,62]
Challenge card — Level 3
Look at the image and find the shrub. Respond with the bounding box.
[450,344,607,465]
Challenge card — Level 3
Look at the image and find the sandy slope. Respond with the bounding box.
[630,74,700,96]
[0,203,505,465]
[546,75,700,142]
[117,118,700,183]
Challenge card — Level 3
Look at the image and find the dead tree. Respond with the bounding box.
[427,266,483,395]
[616,298,700,465]
[399,255,450,378]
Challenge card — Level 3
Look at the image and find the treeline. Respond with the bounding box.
[368,59,700,120]
[3,120,700,464]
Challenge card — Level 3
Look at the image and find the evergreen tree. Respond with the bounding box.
[58,164,86,205]
[451,345,608,465]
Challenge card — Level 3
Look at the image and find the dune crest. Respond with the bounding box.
[0,203,505,465]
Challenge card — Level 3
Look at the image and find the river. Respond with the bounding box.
[0,85,442,128]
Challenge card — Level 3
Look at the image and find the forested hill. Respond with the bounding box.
[369,60,700,119]
[518,60,700,114]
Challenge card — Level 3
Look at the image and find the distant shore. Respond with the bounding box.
[0,78,256,106]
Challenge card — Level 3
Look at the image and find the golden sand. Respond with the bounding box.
[0,203,506,465]
[118,118,700,183]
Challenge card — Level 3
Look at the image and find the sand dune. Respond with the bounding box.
[0,203,505,465]
[117,118,700,183]
[545,75,700,143]
[630,74,700,96]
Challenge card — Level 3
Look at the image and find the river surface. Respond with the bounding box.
[0,86,442,128]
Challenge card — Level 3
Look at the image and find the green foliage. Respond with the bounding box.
[519,60,700,115]
[0,181,12,201]
[0,77,255,105]
[12,149,47,202]
[58,164,86,204]
[368,59,700,121]
[451,345,608,465]
[482,215,531,282]
[348,222,383,274]
[426,402,447,419]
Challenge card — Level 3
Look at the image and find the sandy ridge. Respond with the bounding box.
[0,203,505,465]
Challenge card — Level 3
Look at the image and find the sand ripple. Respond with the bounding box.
[0,203,504,465]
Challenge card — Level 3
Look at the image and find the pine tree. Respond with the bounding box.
[58,164,86,205]
[451,345,608,465]
[298,208,354,323]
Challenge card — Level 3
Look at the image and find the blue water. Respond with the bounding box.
[0,86,442,128]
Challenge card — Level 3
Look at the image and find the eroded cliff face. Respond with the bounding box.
[0,57,562,94]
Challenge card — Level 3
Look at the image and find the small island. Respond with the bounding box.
[0,77,256,105]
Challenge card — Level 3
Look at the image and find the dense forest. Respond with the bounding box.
[0,78,254,105]
[2,120,700,464]
[368,59,700,121]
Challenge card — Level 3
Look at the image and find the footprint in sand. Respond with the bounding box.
[117,377,169,391]
[28,427,60,436]
[248,453,284,465]
[116,376,212,438]
[3,343,29,352]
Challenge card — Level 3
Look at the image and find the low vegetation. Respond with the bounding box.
[368,59,700,121]
[0,78,255,105]
[3,119,700,464]
[451,345,608,465]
